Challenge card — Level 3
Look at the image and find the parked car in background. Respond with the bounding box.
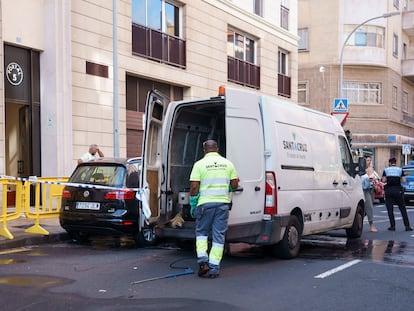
[59,157,158,246]
[402,164,414,206]
[373,179,385,204]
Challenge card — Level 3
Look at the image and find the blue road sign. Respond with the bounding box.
[333,98,348,112]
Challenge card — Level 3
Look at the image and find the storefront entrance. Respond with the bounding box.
[4,44,41,178]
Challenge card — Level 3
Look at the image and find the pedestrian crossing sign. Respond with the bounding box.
[333,98,348,112]
[402,144,411,155]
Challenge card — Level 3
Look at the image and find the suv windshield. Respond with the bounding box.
[404,168,414,177]
[70,165,126,187]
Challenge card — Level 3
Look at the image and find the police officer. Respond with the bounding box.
[382,157,413,231]
[189,140,239,278]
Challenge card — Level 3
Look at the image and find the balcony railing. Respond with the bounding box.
[227,56,260,89]
[278,73,291,98]
[132,23,186,68]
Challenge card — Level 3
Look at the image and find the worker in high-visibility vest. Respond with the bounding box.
[189,139,239,278]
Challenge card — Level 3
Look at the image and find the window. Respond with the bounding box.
[339,136,354,177]
[403,43,407,60]
[394,0,399,9]
[132,0,180,37]
[227,28,260,89]
[298,82,308,105]
[343,82,381,104]
[344,25,384,48]
[393,34,398,57]
[278,49,290,97]
[278,50,288,75]
[402,91,408,113]
[228,29,256,63]
[392,85,398,109]
[132,0,185,67]
[280,4,289,30]
[298,28,309,51]
[254,0,263,17]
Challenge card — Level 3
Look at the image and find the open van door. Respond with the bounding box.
[139,90,169,229]
[225,88,266,226]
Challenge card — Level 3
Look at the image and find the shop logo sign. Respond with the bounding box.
[6,62,24,86]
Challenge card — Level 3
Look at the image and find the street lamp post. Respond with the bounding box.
[339,11,400,99]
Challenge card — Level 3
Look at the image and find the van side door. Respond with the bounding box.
[140,90,169,227]
[225,88,266,225]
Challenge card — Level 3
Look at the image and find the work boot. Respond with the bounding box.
[198,262,210,277]
[405,226,413,231]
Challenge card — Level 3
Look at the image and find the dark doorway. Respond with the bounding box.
[4,44,41,178]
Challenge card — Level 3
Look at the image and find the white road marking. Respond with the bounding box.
[314,259,362,279]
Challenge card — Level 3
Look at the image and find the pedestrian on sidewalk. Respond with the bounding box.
[78,144,104,164]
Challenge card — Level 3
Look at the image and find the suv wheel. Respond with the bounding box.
[134,225,158,247]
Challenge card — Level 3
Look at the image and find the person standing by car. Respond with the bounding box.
[382,157,413,231]
[361,167,377,232]
[78,144,104,164]
[189,140,239,278]
[365,156,382,202]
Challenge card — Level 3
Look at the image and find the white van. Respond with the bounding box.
[139,86,365,258]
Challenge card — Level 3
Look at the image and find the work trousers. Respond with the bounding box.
[195,202,230,273]
[385,187,411,228]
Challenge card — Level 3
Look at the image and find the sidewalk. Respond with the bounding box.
[0,216,69,250]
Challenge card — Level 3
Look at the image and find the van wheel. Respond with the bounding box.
[272,215,301,259]
[346,203,364,238]
[134,225,159,247]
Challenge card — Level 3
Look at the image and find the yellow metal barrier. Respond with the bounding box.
[0,176,68,239]
[0,179,24,239]
[23,177,69,235]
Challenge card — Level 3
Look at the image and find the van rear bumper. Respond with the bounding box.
[158,215,290,245]
[227,215,290,245]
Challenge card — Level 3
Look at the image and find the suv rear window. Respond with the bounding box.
[70,165,126,187]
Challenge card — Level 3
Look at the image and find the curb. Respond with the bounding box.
[0,232,70,251]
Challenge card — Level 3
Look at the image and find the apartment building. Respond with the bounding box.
[0,0,298,178]
[298,0,414,173]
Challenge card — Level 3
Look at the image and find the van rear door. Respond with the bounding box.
[225,88,265,225]
[140,90,169,227]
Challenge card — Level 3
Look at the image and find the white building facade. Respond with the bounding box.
[0,0,298,178]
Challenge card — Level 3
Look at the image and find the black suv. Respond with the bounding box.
[59,157,157,246]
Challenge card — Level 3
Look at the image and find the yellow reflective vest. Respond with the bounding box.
[190,152,238,206]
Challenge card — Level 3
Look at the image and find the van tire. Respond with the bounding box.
[273,215,301,259]
[134,225,159,247]
[346,203,364,238]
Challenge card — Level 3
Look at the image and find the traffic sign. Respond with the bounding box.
[333,98,348,112]
[331,112,349,126]
[402,144,411,155]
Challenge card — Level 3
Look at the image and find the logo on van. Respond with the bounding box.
[283,133,308,152]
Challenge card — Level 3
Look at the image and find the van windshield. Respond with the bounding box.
[70,165,126,187]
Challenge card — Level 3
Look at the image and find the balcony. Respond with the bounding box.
[227,56,260,89]
[402,59,414,83]
[278,74,291,98]
[402,10,414,36]
[132,23,186,68]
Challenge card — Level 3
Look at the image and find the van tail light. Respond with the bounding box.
[264,171,277,215]
[62,190,71,199]
[105,189,135,200]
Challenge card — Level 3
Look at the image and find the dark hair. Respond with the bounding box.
[389,157,397,164]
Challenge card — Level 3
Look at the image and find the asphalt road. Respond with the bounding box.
[1,203,413,311]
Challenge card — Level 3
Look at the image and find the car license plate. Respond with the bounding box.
[76,202,101,210]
